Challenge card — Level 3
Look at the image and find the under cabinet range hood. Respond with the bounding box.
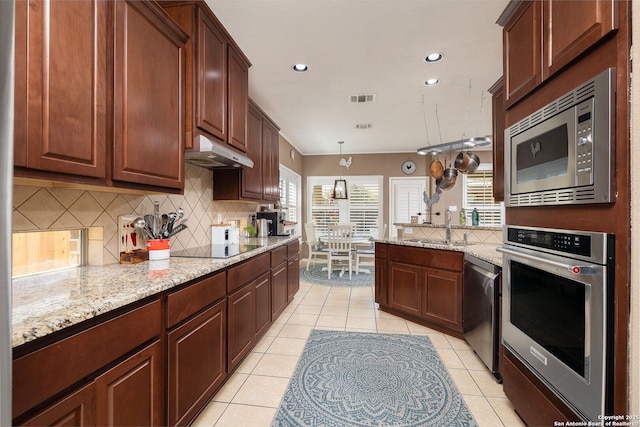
[185,135,254,169]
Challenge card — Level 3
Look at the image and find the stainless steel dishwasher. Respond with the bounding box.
[463,253,501,381]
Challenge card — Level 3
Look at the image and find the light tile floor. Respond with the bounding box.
[191,280,527,427]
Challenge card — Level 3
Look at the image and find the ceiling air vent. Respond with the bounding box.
[355,123,373,130]
[349,94,376,103]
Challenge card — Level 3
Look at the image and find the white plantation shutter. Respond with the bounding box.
[279,165,301,235]
[463,167,504,226]
[307,176,382,236]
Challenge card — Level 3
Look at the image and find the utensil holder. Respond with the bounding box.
[147,239,170,260]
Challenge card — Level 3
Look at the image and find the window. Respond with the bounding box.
[462,166,504,226]
[12,229,85,278]
[307,176,383,235]
[279,165,302,236]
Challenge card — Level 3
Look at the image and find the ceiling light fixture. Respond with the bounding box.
[292,64,308,72]
[333,141,349,200]
[424,78,439,86]
[425,53,443,63]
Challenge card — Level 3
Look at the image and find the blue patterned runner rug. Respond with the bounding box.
[272,330,477,427]
[299,266,374,287]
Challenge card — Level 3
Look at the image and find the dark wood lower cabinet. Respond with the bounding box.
[167,299,226,426]
[21,382,97,427]
[376,243,464,336]
[95,340,163,427]
[13,241,301,427]
[272,260,288,319]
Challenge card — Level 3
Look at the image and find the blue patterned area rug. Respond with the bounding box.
[299,265,374,287]
[272,330,477,427]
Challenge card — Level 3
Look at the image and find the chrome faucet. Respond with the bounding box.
[444,208,451,244]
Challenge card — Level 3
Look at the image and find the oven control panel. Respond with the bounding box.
[508,227,591,257]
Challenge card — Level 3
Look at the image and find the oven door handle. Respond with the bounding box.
[497,246,599,275]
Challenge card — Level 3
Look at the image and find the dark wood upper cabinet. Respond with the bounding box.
[161,1,251,154]
[241,103,265,199]
[488,77,504,201]
[500,0,618,108]
[501,0,542,108]
[196,8,228,143]
[542,0,618,79]
[14,0,107,177]
[227,45,249,153]
[112,0,187,190]
[14,0,188,193]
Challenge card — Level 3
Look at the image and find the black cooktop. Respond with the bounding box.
[171,244,263,259]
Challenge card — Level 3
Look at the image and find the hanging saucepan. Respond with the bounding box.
[454,151,480,174]
[429,156,444,179]
[436,175,455,191]
[436,158,458,191]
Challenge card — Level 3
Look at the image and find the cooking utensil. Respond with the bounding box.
[436,175,455,191]
[143,214,155,238]
[153,201,161,239]
[169,223,188,237]
[429,156,444,179]
[454,151,480,174]
[166,212,177,236]
[135,217,154,239]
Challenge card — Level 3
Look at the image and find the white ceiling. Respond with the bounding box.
[206,0,508,156]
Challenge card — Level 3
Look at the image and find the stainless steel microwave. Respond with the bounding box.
[504,68,615,207]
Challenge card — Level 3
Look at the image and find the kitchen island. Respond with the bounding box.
[11,236,300,426]
[373,237,501,338]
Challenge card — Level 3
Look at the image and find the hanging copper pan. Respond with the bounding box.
[429,156,444,179]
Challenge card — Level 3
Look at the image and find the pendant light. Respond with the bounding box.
[333,141,348,199]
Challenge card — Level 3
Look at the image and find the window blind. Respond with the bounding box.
[463,169,503,226]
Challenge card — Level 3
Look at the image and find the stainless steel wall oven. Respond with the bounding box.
[498,226,614,421]
[504,68,615,207]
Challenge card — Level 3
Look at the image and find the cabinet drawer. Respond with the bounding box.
[13,299,162,419]
[286,240,299,258]
[388,245,463,271]
[227,252,270,293]
[167,271,226,328]
[271,246,287,267]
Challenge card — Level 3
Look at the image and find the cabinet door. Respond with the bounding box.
[242,103,264,200]
[543,0,618,79]
[422,268,463,332]
[227,285,255,371]
[167,299,226,426]
[503,0,542,108]
[271,261,288,320]
[287,255,300,302]
[389,262,422,316]
[254,272,272,338]
[20,382,97,427]
[227,45,248,152]
[113,0,186,190]
[489,77,505,201]
[17,0,107,177]
[95,340,163,427]
[262,119,280,201]
[196,8,227,142]
[374,258,388,305]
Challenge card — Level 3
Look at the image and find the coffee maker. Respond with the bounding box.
[256,211,288,236]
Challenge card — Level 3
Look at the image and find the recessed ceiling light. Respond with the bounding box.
[292,64,308,72]
[425,78,439,86]
[425,53,443,63]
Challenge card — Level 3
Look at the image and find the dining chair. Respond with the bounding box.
[326,224,353,280]
[304,223,329,271]
[355,223,387,274]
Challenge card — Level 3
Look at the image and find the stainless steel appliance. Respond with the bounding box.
[256,211,289,236]
[185,134,254,169]
[505,68,615,207]
[0,0,13,423]
[498,226,614,421]
[463,254,501,381]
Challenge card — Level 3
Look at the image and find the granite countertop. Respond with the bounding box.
[375,238,502,268]
[12,236,298,348]
[393,222,503,231]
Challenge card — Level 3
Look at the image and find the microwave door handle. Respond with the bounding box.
[497,246,598,275]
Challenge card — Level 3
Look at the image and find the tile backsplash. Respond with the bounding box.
[13,165,259,265]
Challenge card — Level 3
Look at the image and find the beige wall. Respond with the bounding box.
[278,135,303,175]
[300,150,494,228]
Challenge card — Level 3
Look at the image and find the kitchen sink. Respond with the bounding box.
[405,238,470,247]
